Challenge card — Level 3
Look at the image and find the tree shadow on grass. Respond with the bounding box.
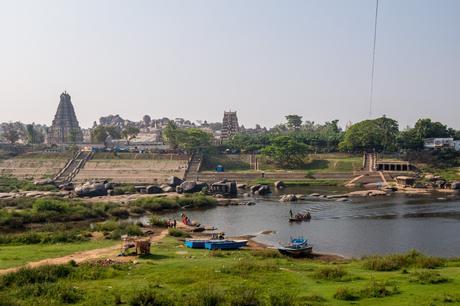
[139,253,171,260]
[303,159,329,170]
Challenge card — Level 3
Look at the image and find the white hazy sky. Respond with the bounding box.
[0,0,459,129]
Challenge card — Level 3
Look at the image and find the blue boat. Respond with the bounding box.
[184,239,208,249]
[204,240,248,250]
[278,237,313,257]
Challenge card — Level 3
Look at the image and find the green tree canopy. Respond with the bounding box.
[163,122,179,149]
[261,135,310,168]
[176,128,213,153]
[25,124,45,144]
[339,117,398,152]
[285,115,303,130]
[1,122,22,144]
[121,126,140,145]
[90,126,121,144]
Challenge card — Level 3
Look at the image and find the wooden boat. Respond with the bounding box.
[204,240,248,250]
[277,238,313,257]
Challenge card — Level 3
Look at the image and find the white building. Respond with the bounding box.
[424,138,460,151]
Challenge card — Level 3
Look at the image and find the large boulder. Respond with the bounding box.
[255,185,271,195]
[280,194,297,202]
[250,185,262,193]
[451,181,460,190]
[34,179,55,186]
[167,176,184,188]
[75,182,108,197]
[274,181,286,189]
[160,184,175,193]
[58,182,74,191]
[145,185,163,194]
[178,181,208,193]
[134,186,147,193]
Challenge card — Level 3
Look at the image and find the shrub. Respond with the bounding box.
[94,221,143,239]
[187,286,225,306]
[0,265,72,288]
[108,207,130,219]
[48,283,84,304]
[362,249,424,271]
[130,206,145,215]
[334,287,360,301]
[33,199,68,213]
[149,215,169,227]
[176,195,217,209]
[0,230,87,245]
[313,266,348,281]
[268,291,298,306]
[133,197,179,212]
[129,286,173,306]
[229,286,263,306]
[360,280,399,298]
[415,256,445,269]
[410,270,449,284]
[334,280,399,301]
[168,228,191,238]
[112,185,137,195]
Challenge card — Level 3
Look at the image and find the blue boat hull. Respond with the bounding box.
[204,240,248,250]
[184,240,207,249]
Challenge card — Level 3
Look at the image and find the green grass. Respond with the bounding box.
[200,153,363,173]
[1,237,460,305]
[0,176,58,193]
[0,240,116,269]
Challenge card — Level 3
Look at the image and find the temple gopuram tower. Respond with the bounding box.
[221,111,239,140]
[47,91,83,144]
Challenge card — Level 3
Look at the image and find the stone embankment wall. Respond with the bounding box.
[73,154,189,184]
[0,158,68,179]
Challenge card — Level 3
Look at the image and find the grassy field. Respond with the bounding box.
[1,237,460,305]
[0,240,116,269]
[202,154,363,173]
[251,178,345,186]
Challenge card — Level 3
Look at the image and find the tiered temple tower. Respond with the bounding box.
[47,91,83,144]
[221,111,239,140]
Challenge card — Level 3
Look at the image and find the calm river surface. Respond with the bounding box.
[164,187,460,258]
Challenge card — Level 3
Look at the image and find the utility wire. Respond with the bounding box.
[369,0,379,117]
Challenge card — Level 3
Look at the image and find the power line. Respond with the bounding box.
[369,0,379,117]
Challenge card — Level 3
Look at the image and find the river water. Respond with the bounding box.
[162,187,460,258]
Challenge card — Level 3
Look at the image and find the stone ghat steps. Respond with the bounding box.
[73,175,183,184]
[0,159,67,179]
[74,159,188,184]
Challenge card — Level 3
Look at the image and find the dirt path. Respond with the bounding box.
[0,229,169,275]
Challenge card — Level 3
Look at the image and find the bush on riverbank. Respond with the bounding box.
[313,266,349,281]
[0,176,58,193]
[362,250,445,271]
[133,195,217,212]
[334,280,400,301]
[0,230,88,245]
[94,221,143,239]
[168,228,190,238]
[0,198,115,229]
[149,215,169,227]
[409,270,449,284]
